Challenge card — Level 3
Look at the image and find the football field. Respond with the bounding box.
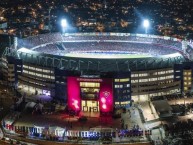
[64,53,152,59]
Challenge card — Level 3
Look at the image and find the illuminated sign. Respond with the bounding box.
[72,99,79,109]
[103,91,110,98]
[42,90,50,96]
[99,78,113,112]
[77,78,103,82]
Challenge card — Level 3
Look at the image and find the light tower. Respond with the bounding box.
[61,19,67,34]
[143,19,150,34]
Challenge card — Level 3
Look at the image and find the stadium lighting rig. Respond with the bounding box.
[61,19,67,33]
[143,19,150,34]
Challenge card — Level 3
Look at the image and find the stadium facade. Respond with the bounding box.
[1,32,193,115]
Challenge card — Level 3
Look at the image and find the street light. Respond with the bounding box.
[143,19,149,34]
[61,19,67,34]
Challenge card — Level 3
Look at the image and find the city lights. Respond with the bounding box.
[101,97,106,103]
[0,0,193,144]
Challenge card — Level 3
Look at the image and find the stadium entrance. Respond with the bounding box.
[67,77,114,116]
[80,81,100,113]
[81,100,99,112]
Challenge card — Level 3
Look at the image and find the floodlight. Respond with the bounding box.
[143,19,149,28]
[61,19,67,28]
[143,19,150,34]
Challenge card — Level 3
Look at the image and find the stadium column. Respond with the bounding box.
[97,61,100,71]
[116,61,119,72]
[87,61,92,71]
[136,61,140,102]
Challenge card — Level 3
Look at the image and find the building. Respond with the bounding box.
[0,32,192,115]
[174,62,193,94]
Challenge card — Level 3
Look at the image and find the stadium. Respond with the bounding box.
[1,32,191,115]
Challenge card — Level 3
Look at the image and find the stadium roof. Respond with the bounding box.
[3,33,188,72]
[10,47,185,72]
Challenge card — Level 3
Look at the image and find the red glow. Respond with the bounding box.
[72,100,79,109]
[99,78,113,113]
[102,104,107,109]
[101,97,106,103]
[67,77,81,112]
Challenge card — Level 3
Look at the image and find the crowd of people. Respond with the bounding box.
[34,44,63,56]
[17,33,182,48]
[34,41,179,57]
[17,33,64,49]
[15,33,185,58]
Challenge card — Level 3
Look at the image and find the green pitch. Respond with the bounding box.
[64,53,152,59]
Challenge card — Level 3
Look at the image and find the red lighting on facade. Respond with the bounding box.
[68,77,113,114]
[67,77,81,112]
[101,97,106,103]
[102,104,107,109]
[72,100,79,109]
[99,78,113,113]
